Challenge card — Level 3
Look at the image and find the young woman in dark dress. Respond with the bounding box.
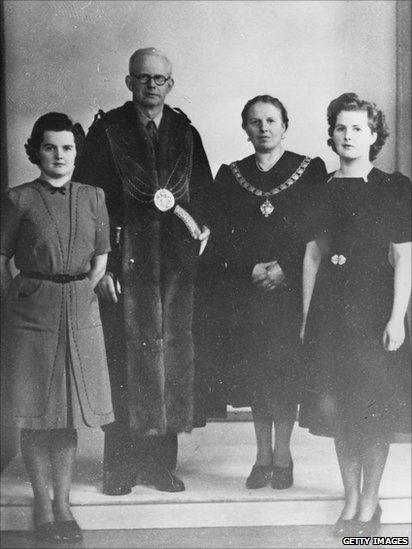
[0,113,114,543]
[300,93,411,536]
[201,95,327,489]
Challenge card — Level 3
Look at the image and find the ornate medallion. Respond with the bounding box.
[154,188,175,211]
[260,199,274,217]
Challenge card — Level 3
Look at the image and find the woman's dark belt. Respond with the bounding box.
[21,272,88,283]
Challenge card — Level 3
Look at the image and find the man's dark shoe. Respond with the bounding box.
[142,465,185,492]
[102,470,133,495]
[246,464,272,489]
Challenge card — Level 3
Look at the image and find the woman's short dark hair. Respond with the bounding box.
[241,95,289,130]
[326,93,389,161]
[25,112,85,165]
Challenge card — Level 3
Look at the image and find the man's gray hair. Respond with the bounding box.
[128,48,173,76]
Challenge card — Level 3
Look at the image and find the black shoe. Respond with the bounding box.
[271,459,293,489]
[246,464,272,489]
[102,470,133,495]
[353,504,382,536]
[34,521,63,543]
[333,516,356,537]
[56,519,83,543]
[142,466,185,492]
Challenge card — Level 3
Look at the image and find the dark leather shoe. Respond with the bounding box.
[34,521,62,543]
[142,466,185,492]
[56,519,83,543]
[353,504,382,536]
[102,470,133,495]
[271,459,293,489]
[246,464,272,489]
[333,516,356,537]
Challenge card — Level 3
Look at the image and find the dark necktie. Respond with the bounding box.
[146,120,158,146]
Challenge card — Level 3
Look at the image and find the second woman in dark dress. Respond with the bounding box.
[299,93,411,537]
[199,95,327,489]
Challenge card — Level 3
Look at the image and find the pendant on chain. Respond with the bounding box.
[260,199,274,217]
[154,188,175,211]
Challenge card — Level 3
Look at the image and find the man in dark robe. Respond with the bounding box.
[74,47,213,494]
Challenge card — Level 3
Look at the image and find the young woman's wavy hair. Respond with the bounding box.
[327,93,389,161]
[25,112,85,165]
[241,95,289,130]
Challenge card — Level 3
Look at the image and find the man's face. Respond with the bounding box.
[126,54,174,109]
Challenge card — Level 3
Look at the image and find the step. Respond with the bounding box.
[1,423,410,530]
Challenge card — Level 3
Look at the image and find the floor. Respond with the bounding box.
[2,524,412,549]
[1,421,411,547]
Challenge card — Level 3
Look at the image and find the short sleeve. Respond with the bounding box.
[389,172,411,243]
[0,189,22,258]
[94,187,111,255]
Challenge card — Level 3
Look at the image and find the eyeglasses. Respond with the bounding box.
[130,73,170,86]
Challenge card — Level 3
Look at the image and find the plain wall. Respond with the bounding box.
[3,0,402,186]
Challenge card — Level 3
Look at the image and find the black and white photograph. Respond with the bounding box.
[0,1,411,548]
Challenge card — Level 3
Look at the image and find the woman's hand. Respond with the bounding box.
[382,319,405,352]
[299,321,306,344]
[252,262,268,283]
[264,261,285,290]
[95,272,121,304]
[252,261,285,291]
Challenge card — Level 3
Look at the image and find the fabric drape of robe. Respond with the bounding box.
[74,102,214,435]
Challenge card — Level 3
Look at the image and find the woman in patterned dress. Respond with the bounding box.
[198,95,326,489]
[1,113,114,543]
[299,93,411,536]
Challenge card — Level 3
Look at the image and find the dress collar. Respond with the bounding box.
[38,178,71,194]
[327,167,375,184]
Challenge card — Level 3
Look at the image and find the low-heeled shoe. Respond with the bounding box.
[142,466,185,492]
[34,521,63,543]
[246,464,272,489]
[56,519,83,542]
[271,459,293,489]
[353,504,382,536]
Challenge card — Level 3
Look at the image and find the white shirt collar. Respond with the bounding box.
[136,108,163,129]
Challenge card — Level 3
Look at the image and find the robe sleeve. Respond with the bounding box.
[183,126,214,228]
[74,115,123,278]
[74,116,124,228]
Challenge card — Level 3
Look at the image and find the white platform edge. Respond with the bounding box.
[1,498,410,531]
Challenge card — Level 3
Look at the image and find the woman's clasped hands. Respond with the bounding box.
[252,260,285,291]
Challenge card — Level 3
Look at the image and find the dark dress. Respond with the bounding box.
[1,179,114,429]
[194,151,327,418]
[299,168,411,439]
